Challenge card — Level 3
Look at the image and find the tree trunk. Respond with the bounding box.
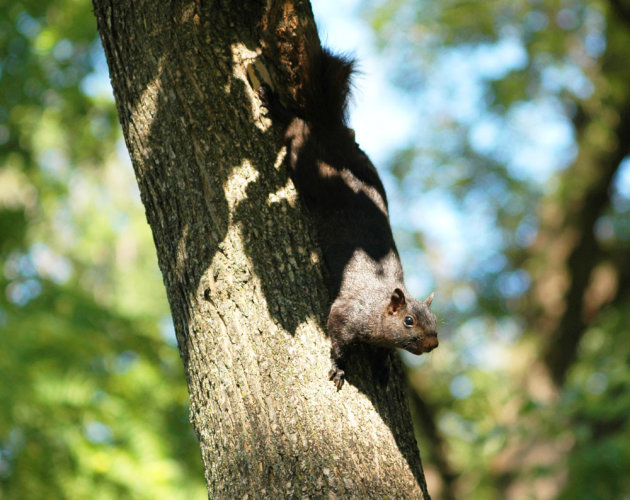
[92,1,430,498]
[528,8,630,388]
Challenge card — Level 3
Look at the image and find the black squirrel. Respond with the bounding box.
[258,47,438,389]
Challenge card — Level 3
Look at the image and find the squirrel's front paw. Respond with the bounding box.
[328,363,345,390]
[256,84,273,109]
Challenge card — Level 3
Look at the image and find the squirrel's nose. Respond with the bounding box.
[425,333,438,351]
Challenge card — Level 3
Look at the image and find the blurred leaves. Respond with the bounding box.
[364,0,630,498]
[0,1,205,498]
[4,0,630,497]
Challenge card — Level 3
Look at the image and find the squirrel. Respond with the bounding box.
[258,46,438,389]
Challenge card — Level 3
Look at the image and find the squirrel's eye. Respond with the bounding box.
[404,316,414,326]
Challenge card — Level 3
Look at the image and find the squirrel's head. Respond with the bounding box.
[384,288,438,355]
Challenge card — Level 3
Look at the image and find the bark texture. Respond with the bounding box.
[93,0,430,498]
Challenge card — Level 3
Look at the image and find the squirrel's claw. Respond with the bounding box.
[328,363,345,390]
[256,84,272,108]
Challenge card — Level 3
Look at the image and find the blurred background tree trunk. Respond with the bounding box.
[360,0,630,498]
[92,0,431,498]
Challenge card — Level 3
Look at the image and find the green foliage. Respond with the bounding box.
[0,1,205,498]
[364,0,630,498]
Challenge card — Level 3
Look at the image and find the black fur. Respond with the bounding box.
[259,48,438,389]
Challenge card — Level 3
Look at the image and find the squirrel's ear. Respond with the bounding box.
[389,288,406,314]
[424,292,435,308]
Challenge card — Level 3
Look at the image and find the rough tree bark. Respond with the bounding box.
[93,0,431,498]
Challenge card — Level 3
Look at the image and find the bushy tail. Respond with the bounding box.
[298,48,355,128]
